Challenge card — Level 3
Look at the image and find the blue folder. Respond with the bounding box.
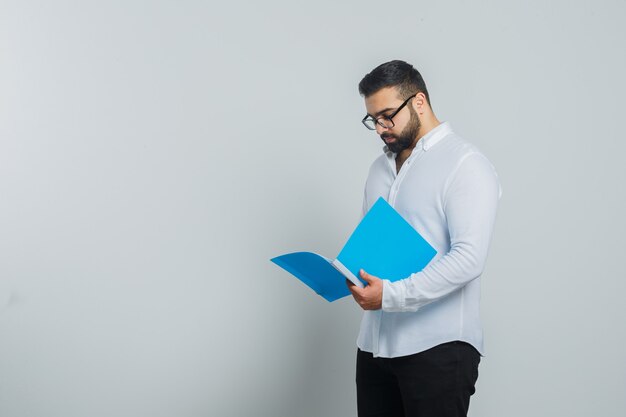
[270,197,437,302]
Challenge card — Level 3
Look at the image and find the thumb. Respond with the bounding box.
[360,269,375,284]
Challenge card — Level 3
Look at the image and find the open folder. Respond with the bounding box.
[270,198,437,302]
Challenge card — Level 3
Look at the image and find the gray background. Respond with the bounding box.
[1,1,625,416]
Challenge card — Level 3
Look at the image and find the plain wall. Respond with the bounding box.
[1,1,625,416]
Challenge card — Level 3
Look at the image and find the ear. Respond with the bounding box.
[412,92,427,114]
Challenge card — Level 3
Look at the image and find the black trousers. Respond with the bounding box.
[356,341,480,417]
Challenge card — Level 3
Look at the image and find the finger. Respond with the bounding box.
[349,285,364,297]
[350,292,364,309]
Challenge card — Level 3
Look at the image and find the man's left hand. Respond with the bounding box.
[347,269,383,310]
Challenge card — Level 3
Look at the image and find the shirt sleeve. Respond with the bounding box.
[361,187,369,219]
[382,152,501,312]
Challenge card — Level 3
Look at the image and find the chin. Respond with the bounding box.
[388,143,408,153]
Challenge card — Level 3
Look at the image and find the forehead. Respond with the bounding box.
[364,86,404,115]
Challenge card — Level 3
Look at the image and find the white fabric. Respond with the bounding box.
[357,122,501,358]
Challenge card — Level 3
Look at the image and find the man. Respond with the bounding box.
[347,60,501,417]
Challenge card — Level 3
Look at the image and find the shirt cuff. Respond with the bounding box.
[382,279,406,312]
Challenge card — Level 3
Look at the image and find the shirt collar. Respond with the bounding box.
[383,121,453,155]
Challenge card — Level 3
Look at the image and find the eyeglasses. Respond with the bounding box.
[361,94,417,131]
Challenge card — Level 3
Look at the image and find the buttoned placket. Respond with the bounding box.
[387,144,426,206]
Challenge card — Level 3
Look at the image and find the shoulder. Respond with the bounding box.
[439,131,483,159]
[435,131,501,198]
[436,131,497,174]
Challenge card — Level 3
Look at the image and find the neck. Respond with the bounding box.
[416,114,442,143]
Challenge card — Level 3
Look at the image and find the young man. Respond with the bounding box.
[347,60,501,417]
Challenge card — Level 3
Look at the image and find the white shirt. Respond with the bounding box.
[358,122,501,358]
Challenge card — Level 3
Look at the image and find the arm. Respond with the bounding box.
[382,152,501,312]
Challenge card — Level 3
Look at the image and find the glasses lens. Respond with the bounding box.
[379,118,393,129]
[362,117,394,130]
[363,118,377,130]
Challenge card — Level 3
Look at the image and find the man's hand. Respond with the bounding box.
[347,269,383,310]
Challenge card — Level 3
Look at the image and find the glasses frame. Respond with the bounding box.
[361,94,417,131]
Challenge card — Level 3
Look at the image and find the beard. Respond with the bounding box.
[380,108,421,154]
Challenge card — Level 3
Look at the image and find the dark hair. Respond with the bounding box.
[358,60,431,105]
